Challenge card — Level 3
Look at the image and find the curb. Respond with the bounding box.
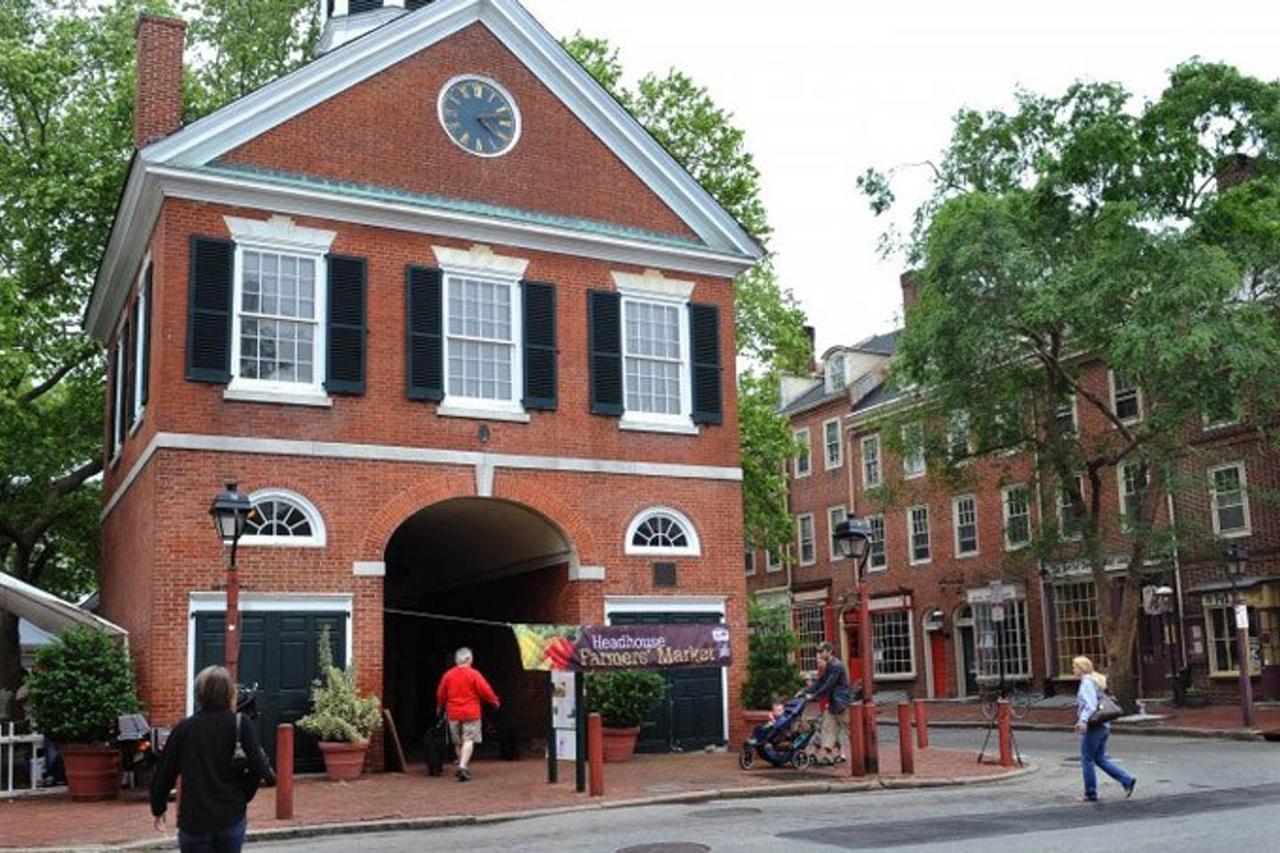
[16,763,1038,852]
[899,719,1268,742]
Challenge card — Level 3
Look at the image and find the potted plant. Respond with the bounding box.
[584,670,666,762]
[740,602,804,726]
[297,628,381,781]
[24,626,139,801]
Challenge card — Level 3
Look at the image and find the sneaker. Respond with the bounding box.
[456,768,471,782]
[1079,795,1098,803]
[1124,780,1136,799]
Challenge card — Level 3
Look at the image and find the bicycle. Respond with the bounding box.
[978,681,1033,721]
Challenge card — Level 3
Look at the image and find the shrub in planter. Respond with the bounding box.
[25,626,139,801]
[297,628,381,781]
[740,602,803,711]
[584,670,666,762]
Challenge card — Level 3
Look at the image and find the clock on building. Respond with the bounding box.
[438,75,521,157]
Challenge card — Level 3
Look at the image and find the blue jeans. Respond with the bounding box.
[1081,725,1134,798]
[178,817,246,853]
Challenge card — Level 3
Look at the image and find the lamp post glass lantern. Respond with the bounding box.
[210,481,254,686]
[1223,544,1255,728]
[833,518,873,561]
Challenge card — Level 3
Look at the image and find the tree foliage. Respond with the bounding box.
[25,626,139,743]
[861,62,1280,705]
[741,600,803,710]
[297,627,381,743]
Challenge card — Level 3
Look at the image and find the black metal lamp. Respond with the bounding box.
[210,480,254,545]
[1225,544,1249,578]
[833,517,873,560]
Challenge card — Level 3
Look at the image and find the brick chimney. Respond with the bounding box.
[900,270,921,313]
[134,15,185,149]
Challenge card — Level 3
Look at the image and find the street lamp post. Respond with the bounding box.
[210,481,254,685]
[1224,545,1255,728]
[834,517,877,773]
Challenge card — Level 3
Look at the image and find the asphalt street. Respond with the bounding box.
[255,728,1280,852]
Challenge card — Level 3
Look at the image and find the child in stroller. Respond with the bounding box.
[738,692,823,770]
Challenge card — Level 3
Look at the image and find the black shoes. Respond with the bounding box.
[1124,779,1136,799]
[456,768,472,782]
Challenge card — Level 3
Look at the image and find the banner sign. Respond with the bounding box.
[514,623,731,671]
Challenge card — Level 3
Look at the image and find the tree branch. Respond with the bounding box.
[18,349,95,405]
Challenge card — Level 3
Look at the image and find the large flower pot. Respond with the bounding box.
[318,740,369,781]
[601,726,641,763]
[61,744,122,802]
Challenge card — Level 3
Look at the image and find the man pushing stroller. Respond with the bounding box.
[804,642,856,766]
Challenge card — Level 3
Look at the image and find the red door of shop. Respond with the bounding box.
[929,632,949,697]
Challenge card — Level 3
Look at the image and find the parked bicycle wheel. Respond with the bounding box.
[979,690,998,722]
[1009,687,1033,720]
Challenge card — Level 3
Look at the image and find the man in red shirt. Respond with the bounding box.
[435,647,500,782]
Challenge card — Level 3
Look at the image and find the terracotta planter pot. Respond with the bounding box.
[601,726,640,763]
[61,744,122,802]
[318,740,369,781]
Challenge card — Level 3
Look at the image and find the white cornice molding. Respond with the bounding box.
[433,243,529,278]
[612,269,695,300]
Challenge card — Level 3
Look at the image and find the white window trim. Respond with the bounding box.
[796,512,816,566]
[902,424,926,479]
[952,494,979,558]
[1057,475,1085,542]
[1116,462,1147,525]
[908,504,931,566]
[129,256,151,433]
[948,411,972,462]
[1209,462,1252,538]
[624,506,702,557]
[867,513,887,573]
[241,488,328,548]
[111,329,127,463]
[766,549,783,573]
[1055,394,1078,436]
[861,433,882,488]
[614,271,696,435]
[822,417,843,470]
[1202,411,1242,432]
[1204,603,1254,677]
[1002,484,1031,551]
[1108,369,1143,425]
[827,505,848,561]
[223,216,337,406]
[872,609,918,681]
[793,427,812,478]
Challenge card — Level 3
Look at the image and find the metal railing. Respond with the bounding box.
[1,722,45,794]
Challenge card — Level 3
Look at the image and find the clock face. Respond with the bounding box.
[438,76,521,157]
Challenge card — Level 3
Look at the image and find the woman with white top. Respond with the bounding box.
[1073,655,1136,802]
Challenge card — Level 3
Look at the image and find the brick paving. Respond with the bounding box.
[0,747,1009,850]
[893,698,1280,733]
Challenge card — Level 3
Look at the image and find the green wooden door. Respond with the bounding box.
[194,611,346,773]
[608,611,725,753]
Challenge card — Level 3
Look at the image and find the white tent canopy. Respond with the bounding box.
[0,572,127,640]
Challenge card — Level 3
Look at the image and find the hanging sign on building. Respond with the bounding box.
[514,623,731,671]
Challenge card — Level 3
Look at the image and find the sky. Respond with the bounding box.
[521,0,1280,355]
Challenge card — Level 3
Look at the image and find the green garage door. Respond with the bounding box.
[194,611,346,773]
[609,611,725,753]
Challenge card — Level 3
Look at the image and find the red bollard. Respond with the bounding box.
[863,702,880,774]
[897,702,914,775]
[587,712,604,797]
[276,724,294,819]
[914,699,929,750]
[997,699,1013,768]
[848,702,866,777]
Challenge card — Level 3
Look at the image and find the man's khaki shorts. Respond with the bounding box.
[820,707,850,752]
[448,719,482,744]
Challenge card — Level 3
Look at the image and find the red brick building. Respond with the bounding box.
[88,1,761,768]
[758,281,1280,706]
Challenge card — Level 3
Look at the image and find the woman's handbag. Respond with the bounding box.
[1089,691,1125,725]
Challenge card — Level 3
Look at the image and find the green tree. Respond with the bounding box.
[563,33,810,558]
[860,63,1280,707]
[741,600,803,710]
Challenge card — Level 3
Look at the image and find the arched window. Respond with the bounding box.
[242,489,326,547]
[624,507,700,557]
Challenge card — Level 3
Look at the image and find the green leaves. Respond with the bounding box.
[25,626,138,744]
[296,626,381,743]
[584,670,666,729]
[741,601,803,710]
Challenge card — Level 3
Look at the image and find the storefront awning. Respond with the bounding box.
[0,572,127,640]
[1188,576,1280,609]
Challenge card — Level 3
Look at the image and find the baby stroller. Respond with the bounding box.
[738,694,821,771]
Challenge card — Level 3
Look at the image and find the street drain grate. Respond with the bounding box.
[687,807,763,818]
[616,845,712,853]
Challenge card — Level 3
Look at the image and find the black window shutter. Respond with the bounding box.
[588,290,623,416]
[125,305,137,429]
[186,236,234,383]
[325,255,367,395]
[141,263,153,406]
[521,280,557,411]
[405,266,444,401]
[690,302,723,425]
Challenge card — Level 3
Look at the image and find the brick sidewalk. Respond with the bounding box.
[0,748,1011,850]
[892,698,1280,734]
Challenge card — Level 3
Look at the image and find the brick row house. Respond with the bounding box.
[750,278,1280,705]
[90,0,762,768]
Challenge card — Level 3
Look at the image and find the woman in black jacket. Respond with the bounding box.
[150,666,273,852]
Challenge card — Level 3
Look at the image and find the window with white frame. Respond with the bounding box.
[1058,475,1085,541]
[766,549,783,573]
[908,505,930,564]
[622,297,686,418]
[872,610,914,677]
[823,418,843,469]
[948,411,971,462]
[1203,390,1243,430]
[825,351,847,392]
[625,507,701,556]
[242,489,326,547]
[797,513,816,565]
[974,599,1031,680]
[1054,396,1077,436]
[1206,605,1260,675]
[1003,485,1031,549]
[1210,463,1250,536]
[111,333,126,458]
[794,602,827,672]
[862,434,882,488]
[1054,580,1107,675]
[868,514,886,570]
[1118,462,1148,526]
[828,505,848,560]
[902,424,926,478]
[794,428,812,477]
[446,274,519,404]
[953,495,978,556]
[744,549,756,577]
[131,278,148,425]
[1110,371,1142,423]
